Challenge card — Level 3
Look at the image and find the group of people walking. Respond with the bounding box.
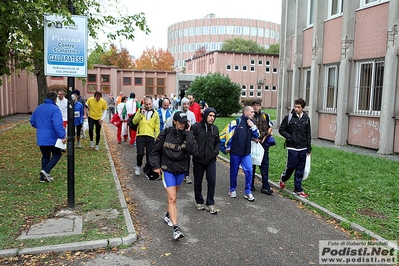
[30,90,311,241]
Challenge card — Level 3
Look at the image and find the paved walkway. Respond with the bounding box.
[0,114,397,265]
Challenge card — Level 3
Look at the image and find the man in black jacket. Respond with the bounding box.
[278,98,312,198]
[191,108,220,214]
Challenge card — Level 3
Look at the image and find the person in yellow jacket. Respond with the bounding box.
[132,96,160,176]
[85,91,108,151]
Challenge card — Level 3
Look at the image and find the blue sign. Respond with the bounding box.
[44,15,87,77]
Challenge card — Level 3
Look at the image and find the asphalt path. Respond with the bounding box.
[72,123,352,266]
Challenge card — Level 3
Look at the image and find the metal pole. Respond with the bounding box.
[67,0,75,208]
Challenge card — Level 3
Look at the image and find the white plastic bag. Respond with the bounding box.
[83,119,88,131]
[251,141,264,166]
[303,155,311,180]
[121,122,128,136]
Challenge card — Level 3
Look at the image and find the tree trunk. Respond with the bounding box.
[36,67,47,105]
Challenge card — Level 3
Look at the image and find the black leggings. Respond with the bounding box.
[88,117,101,145]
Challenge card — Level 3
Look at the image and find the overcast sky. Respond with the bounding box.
[93,0,282,58]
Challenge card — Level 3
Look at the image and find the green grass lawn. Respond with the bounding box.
[0,123,127,249]
[215,113,399,241]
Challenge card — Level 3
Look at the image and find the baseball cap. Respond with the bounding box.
[74,90,81,96]
[251,99,261,105]
[173,111,188,123]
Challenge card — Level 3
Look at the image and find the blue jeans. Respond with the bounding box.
[40,146,62,174]
[252,142,270,190]
[230,153,253,195]
[281,149,307,192]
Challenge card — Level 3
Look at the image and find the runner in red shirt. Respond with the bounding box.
[188,93,201,122]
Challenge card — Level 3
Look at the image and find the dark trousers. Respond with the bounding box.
[252,143,270,190]
[108,107,115,121]
[136,136,154,167]
[281,149,307,192]
[185,155,191,176]
[40,146,62,174]
[88,117,102,145]
[193,161,216,206]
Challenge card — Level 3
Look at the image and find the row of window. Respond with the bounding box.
[170,26,279,40]
[87,75,166,89]
[241,85,277,97]
[305,58,384,115]
[171,42,271,54]
[308,0,389,27]
[227,64,278,73]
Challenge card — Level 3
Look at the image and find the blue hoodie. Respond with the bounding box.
[30,99,66,146]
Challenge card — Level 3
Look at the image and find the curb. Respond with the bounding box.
[0,127,137,258]
[217,154,398,251]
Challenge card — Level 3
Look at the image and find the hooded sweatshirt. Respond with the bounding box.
[191,108,220,164]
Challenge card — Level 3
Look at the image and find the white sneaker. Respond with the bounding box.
[244,193,255,202]
[184,177,192,184]
[95,145,99,151]
[90,141,94,148]
[134,166,141,176]
[228,190,237,198]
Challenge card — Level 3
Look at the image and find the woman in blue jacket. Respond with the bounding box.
[30,91,66,182]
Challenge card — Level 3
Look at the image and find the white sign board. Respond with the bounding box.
[44,15,87,77]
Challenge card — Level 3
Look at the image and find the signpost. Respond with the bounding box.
[44,4,87,208]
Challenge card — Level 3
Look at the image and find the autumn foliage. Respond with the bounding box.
[100,44,134,69]
[135,46,174,71]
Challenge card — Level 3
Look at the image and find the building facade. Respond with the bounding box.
[278,0,399,153]
[0,67,177,116]
[168,14,280,71]
[185,51,279,108]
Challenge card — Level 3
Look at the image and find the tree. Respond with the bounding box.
[135,46,174,71]
[0,0,150,104]
[187,73,242,117]
[267,43,280,54]
[221,38,268,53]
[100,44,134,69]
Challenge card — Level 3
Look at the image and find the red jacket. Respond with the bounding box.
[189,102,201,122]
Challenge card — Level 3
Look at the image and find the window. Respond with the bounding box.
[189,27,194,36]
[257,86,262,97]
[234,65,240,71]
[258,60,263,66]
[265,85,270,91]
[218,42,223,50]
[235,26,241,35]
[226,64,232,71]
[179,45,182,52]
[276,31,279,40]
[265,60,271,66]
[189,43,195,51]
[241,84,247,97]
[101,75,110,83]
[196,43,202,50]
[175,31,178,38]
[210,42,217,50]
[101,85,110,93]
[265,29,270,37]
[250,66,255,72]
[265,67,270,73]
[227,26,234,34]
[179,29,182,37]
[157,78,165,95]
[360,0,385,7]
[219,26,225,34]
[355,60,384,115]
[242,65,248,71]
[50,76,64,80]
[184,44,188,51]
[258,28,264,37]
[211,26,217,34]
[272,85,277,91]
[123,77,131,85]
[323,65,339,111]
[250,27,257,36]
[146,78,154,95]
[249,85,254,91]
[273,67,278,73]
[328,0,343,18]
[243,27,250,35]
[307,0,315,26]
[203,26,209,34]
[250,59,255,65]
[203,42,209,50]
[184,28,188,36]
[196,27,202,35]
[135,77,143,85]
[249,91,254,97]
[304,69,311,105]
[88,84,96,93]
[88,74,96,82]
